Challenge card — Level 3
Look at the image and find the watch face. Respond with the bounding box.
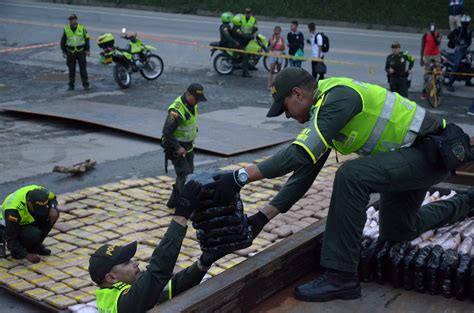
[238,171,249,183]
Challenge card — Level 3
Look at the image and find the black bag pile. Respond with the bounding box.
[359,191,474,301]
[188,172,253,255]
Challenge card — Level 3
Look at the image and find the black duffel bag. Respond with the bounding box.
[422,123,474,171]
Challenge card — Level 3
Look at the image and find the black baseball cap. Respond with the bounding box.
[89,241,137,284]
[67,14,78,20]
[187,83,207,102]
[27,188,50,217]
[267,67,313,117]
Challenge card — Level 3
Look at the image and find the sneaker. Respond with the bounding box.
[466,80,474,87]
[468,102,474,116]
[67,85,74,91]
[83,83,90,90]
[37,244,51,256]
[294,270,361,302]
[420,91,427,100]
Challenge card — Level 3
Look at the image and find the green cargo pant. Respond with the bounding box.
[320,144,472,273]
[172,150,194,192]
[389,76,409,98]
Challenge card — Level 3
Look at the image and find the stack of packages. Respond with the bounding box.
[189,173,253,255]
[359,190,474,301]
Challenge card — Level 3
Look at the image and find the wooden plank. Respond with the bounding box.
[153,219,326,313]
[0,101,295,156]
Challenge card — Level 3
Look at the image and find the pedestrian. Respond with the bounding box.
[209,67,474,302]
[307,22,326,81]
[447,15,472,92]
[162,83,206,209]
[89,181,226,313]
[420,22,442,100]
[287,21,304,68]
[385,41,414,97]
[60,14,90,91]
[0,185,59,263]
[241,8,257,36]
[449,0,464,31]
[267,26,285,89]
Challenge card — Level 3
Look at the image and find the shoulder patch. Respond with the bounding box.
[8,215,18,223]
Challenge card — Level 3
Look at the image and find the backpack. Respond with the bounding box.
[317,32,330,52]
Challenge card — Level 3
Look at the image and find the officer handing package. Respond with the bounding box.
[89,181,225,313]
[162,83,207,208]
[0,185,59,263]
[209,68,474,302]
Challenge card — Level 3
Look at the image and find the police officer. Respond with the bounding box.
[241,8,258,35]
[231,14,253,77]
[60,14,90,91]
[0,185,59,263]
[89,181,224,313]
[219,12,239,49]
[385,41,414,97]
[209,68,474,302]
[162,83,206,208]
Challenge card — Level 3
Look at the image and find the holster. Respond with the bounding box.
[161,140,178,174]
[421,123,474,171]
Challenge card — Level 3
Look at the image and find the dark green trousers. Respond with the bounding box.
[172,151,194,192]
[320,144,472,273]
[389,77,408,97]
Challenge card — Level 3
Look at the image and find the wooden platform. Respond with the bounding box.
[0,100,295,156]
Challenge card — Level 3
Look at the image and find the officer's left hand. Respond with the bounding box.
[199,250,227,268]
[175,180,202,219]
[86,51,90,57]
[206,171,243,206]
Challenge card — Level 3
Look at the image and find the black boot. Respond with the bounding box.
[68,84,74,91]
[294,270,361,302]
[166,185,178,209]
[465,80,474,87]
[37,244,51,256]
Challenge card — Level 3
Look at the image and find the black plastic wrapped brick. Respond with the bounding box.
[375,241,391,284]
[440,248,459,298]
[414,246,433,293]
[389,242,409,288]
[359,237,376,282]
[427,245,444,295]
[402,245,419,290]
[454,253,471,300]
[469,258,474,301]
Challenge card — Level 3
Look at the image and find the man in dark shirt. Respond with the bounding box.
[287,21,304,68]
[449,0,464,31]
[60,14,90,91]
[209,68,473,302]
[385,41,414,97]
[447,14,472,92]
[89,181,225,313]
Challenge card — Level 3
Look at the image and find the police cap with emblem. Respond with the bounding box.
[187,83,207,102]
[267,67,314,117]
[89,241,137,284]
[27,188,51,217]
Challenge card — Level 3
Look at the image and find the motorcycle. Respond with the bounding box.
[97,28,164,89]
[210,34,288,75]
[441,49,473,85]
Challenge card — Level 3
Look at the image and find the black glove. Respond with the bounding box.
[200,250,227,267]
[174,181,202,219]
[248,211,269,239]
[207,171,243,206]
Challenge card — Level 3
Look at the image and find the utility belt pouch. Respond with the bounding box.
[422,123,474,170]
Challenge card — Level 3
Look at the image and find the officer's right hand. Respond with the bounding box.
[62,53,67,59]
[177,147,186,158]
[206,171,243,206]
[174,180,202,219]
[26,253,41,264]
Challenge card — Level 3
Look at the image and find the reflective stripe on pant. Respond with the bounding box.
[320,144,471,273]
[67,51,89,87]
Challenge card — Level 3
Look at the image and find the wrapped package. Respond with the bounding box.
[389,242,409,288]
[375,241,391,284]
[440,248,459,298]
[414,246,432,293]
[454,254,471,300]
[402,246,419,290]
[427,245,444,295]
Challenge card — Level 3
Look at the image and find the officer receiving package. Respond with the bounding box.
[89,181,226,313]
[162,83,207,209]
[0,185,59,263]
[209,67,474,302]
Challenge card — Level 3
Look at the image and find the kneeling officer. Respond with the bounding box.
[0,185,59,263]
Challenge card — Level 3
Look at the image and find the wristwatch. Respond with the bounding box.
[235,168,249,187]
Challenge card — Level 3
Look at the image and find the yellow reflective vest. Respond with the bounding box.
[168,96,198,144]
[64,24,89,52]
[294,77,427,163]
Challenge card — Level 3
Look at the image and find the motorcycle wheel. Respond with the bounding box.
[140,54,164,80]
[113,63,132,89]
[213,53,234,75]
[249,56,259,68]
[263,55,289,73]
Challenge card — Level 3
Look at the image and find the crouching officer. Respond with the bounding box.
[162,83,207,208]
[385,41,414,97]
[89,181,224,313]
[0,185,59,263]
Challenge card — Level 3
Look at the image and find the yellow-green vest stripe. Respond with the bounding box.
[317,78,425,155]
[168,96,198,144]
[0,185,46,226]
[64,24,88,53]
[242,16,256,33]
[96,282,130,313]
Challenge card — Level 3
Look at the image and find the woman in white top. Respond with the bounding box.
[308,22,326,81]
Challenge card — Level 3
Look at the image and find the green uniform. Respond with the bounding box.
[258,79,472,273]
[241,15,257,35]
[385,51,414,97]
[95,221,206,313]
[1,185,57,258]
[162,95,198,193]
